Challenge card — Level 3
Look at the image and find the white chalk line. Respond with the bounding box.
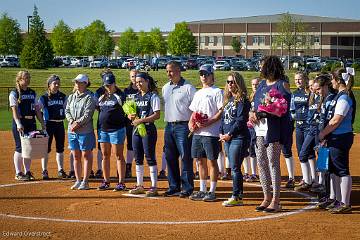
[0,180,317,225]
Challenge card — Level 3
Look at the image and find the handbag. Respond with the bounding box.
[316,146,329,172]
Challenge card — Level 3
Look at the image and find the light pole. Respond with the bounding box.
[27,15,33,33]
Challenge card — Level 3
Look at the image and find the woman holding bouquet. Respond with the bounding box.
[220,72,251,207]
[128,72,161,197]
[249,56,291,213]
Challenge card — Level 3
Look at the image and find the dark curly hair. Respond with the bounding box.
[260,56,285,81]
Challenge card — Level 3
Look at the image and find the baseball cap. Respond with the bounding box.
[102,72,116,85]
[199,64,214,75]
[73,74,89,83]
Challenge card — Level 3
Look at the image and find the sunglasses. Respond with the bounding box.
[199,71,210,77]
[227,80,235,85]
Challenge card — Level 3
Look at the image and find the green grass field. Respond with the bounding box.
[0,67,359,132]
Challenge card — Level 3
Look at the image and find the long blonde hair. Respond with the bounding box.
[223,72,248,108]
[15,70,31,103]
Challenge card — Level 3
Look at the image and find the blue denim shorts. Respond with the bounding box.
[191,135,220,161]
[68,132,96,151]
[98,128,126,145]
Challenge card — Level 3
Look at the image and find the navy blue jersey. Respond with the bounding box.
[95,86,105,100]
[124,86,138,100]
[220,97,251,139]
[318,93,336,131]
[134,91,160,125]
[11,88,36,118]
[291,88,309,121]
[98,89,127,132]
[307,94,321,126]
[40,91,66,121]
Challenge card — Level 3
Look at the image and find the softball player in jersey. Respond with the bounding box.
[38,75,67,180]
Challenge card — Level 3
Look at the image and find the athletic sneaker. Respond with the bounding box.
[89,170,95,179]
[329,202,352,214]
[67,171,76,179]
[203,192,217,202]
[78,181,90,190]
[285,178,295,188]
[316,198,335,210]
[243,173,250,181]
[222,197,243,207]
[42,170,50,180]
[326,200,341,210]
[247,174,258,182]
[14,172,25,181]
[310,183,325,193]
[129,185,145,194]
[294,183,311,192]
[70,181,81,190]
[25,171,35,181]
[145,187,159,197]
[163,189,181,197]
[97,181,110,191]
[189,191,206,201]
[95,170,103,179]
[113,182,127,192]
[58,169,68,179]
[158,170,167,180]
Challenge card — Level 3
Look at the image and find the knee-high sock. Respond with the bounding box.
[149,165,158,188]
[161,152,167,171]
[308,158,317,183]
[126,150,134,164]
[285,157,295,179]
[318,172,325,185]
[97,150,102,171]
[13,152,23,174]
[243,156,250,175]
[330,174,341,201]
[23,158,31,173]
[300,162,311,184]
[136,165,144,186]
[41,154,49,171]
[250,157,257,175]
[217,152,225,175]
[56,152,64,171]
[225,156,230,169]
[340,175,352,206]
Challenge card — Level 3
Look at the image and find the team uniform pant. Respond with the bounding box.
[132,124,157,166]
[46,121,65,153]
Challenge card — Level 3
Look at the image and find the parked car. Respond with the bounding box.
[5,57,20,67]
[213,60,230,71]
[230,61,247,71]
[90,58,108,68]
[61,56,71,66]
[185,58,198,69]
[0,58,9,67]
[108,59,121,68]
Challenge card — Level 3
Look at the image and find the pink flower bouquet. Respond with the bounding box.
[257,88,288,117]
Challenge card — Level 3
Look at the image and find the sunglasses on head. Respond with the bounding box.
[227,80,235,85]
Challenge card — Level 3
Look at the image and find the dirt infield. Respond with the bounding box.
[0,130,359,240]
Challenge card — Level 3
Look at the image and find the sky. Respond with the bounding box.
[1,0,360,32]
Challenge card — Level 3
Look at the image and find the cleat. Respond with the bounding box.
[97,181,110,191]
[67,171,76,179]
[158,170,167,179]
[113,182,127,191]
[129,185,145,194]
[25,171,35,181]
[42,170,50,180]
[95,170,103,179]
[14,172,25,181]
[89,170,95,179]
[145,187,159,197]
[285,178,295,188]
[58,169,68,179]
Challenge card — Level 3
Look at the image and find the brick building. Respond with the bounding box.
[187,13,360,58]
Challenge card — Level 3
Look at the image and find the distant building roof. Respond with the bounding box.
[187,13,360,24]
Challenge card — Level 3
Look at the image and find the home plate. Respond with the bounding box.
[122,193,161,199]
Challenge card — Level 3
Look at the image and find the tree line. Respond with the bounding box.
[0,6,197,69]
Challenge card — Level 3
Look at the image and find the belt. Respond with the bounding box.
[23,116,34,120]
[167,121,188,125]
[48,120,64,122]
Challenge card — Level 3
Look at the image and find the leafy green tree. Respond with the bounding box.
[50,20,74,56]
[73,28,86,56]
[81,20,114,56]
[272,12,308,69]
[231,37,242,54]
[138,31,153,57]
[0,13,22,56]
[20,6,54,68]
[167,22,196,56]
[118,28,139,56]
[149,27,167,55]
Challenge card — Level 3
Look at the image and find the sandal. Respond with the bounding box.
[263,201,282,213]
[255,199,271,212]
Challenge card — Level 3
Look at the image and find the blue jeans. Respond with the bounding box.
[164,122,193,193]
[224,137,249,197]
